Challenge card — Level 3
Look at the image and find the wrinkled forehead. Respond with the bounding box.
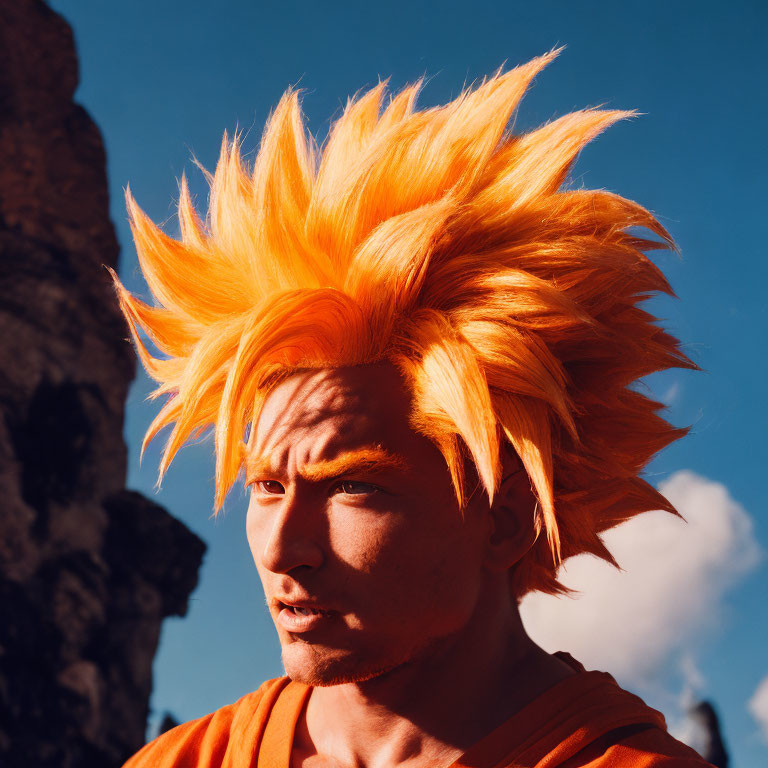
[252,362,413,456]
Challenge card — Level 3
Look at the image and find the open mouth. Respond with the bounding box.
[276,601,333,632]
[277,599,334,617]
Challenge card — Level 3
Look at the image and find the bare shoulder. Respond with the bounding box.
[122,679,285,768]
[559,724,715,767]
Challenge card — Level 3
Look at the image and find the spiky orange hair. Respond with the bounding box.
[112,49,695,597]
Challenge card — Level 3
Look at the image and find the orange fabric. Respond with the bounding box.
[123,658,712,767]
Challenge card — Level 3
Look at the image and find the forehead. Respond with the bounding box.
[252,362,416,462]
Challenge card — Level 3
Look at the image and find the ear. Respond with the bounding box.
[484,466,538,573]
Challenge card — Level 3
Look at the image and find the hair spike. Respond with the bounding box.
[477,109,636,213]
[395,309,501,505]
[178,173,208,249]
[113,53,696,596]
[495,395,558,560]
[377,78,423,132]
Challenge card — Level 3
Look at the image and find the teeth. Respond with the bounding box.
[294,606,314,616]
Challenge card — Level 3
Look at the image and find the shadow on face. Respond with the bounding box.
[244,362,534,686]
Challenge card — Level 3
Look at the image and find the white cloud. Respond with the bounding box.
[671,710,710,757]
[748,675,768,743]
[520,470,761,687]
[679,653,706,697]
[667,656,708,750]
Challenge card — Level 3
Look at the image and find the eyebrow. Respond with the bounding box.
[244,446,410,485]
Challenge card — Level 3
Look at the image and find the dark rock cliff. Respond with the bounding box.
[0,1,206,765]
[690,701,729,768]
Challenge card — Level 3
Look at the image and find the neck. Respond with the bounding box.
[296,581,575,768]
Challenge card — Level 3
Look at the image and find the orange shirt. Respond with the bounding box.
[124,656,713,767]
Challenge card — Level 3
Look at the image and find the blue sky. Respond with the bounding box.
[49,0,767,764]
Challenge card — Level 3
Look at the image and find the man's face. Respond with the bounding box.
[245,362,493,686]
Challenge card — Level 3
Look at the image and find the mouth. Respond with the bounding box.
[275,600,335,633]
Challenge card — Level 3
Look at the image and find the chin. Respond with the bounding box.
[281,642,403,687]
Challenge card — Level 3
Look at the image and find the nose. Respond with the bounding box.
[250,488,324,575]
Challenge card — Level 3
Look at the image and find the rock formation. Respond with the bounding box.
[689,701,729,768]
[0,1,206,765]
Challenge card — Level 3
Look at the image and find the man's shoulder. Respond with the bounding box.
[122,677,289,768]
[559,722,715,766]
[504,656,715,768]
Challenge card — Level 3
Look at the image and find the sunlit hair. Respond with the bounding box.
[111,49,695,597]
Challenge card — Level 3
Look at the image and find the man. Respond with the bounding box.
[116,50,711,766]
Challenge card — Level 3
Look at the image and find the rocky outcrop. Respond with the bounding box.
[689,701,729,768]
[0,1,206,765]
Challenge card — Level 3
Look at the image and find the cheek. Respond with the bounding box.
[245,496,267,563]
[415,529,483,602]
[398,509,489,612]
[326,507,404,574]
[330,506,483,609]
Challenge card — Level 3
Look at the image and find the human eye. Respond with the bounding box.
[252,480,285,495]
[332,480,380,496]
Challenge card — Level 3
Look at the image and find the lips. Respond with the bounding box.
[276,601,333,633]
